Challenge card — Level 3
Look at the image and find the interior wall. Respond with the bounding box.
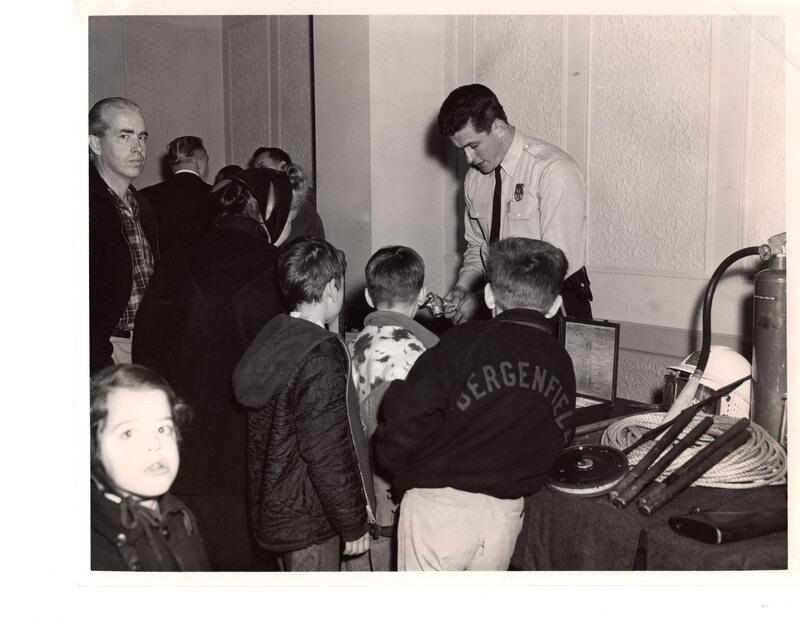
[313,16,373,302]
[368,16,449,296]
[465,15,786,402]
[279,16,315,181]
[222,16,272,170]
[313,15,455,306]
[88,13,788,404]
[88,16,225,189]
[223,15,315,178]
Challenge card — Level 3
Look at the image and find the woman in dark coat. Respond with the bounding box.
[132,168,293,571]
[251,146,325,243]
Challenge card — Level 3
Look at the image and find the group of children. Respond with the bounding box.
[90,235,577,572]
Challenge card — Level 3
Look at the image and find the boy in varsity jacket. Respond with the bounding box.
[373,237,576,571]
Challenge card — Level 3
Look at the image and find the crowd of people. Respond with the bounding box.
[88,84,588,572]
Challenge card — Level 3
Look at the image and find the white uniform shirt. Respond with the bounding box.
[456,130,587,291]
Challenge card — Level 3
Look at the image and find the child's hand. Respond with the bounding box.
[343,532,370,556]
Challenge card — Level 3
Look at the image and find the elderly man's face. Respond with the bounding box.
[90,107,148,186]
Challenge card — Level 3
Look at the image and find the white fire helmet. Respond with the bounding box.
[669,345,752,418]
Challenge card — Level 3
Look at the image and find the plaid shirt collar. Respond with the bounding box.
[106,184,138,217]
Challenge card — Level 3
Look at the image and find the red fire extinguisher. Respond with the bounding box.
[752,232,787,447]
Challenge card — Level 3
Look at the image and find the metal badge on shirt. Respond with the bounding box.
[514,183,525,201]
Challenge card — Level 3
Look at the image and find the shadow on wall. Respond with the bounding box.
[423,115,468,264]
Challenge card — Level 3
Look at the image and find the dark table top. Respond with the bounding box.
[510,399,788,571]
[511,483,786,570]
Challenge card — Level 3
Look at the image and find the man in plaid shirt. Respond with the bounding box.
[89,98,159,374]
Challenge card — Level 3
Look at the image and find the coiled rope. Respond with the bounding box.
[601,412,787,489]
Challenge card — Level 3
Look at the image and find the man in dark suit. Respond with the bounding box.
[140,136,216,255]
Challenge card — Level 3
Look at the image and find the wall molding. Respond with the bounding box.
[619,320,750,359]
[589,264,712,280]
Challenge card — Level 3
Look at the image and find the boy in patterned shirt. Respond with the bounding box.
[344,246,439,571]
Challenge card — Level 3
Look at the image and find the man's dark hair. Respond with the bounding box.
[278,237,347,309]
[251,146,292,168]
[89,97,141,138]
[167,136,208,169]
[90,364,191,466]
[215,164,243,183]
[438,83,508,137]
[365,245,425,308]
[486,237,568,313]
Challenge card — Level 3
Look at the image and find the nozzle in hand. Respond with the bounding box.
[421,292,456,318]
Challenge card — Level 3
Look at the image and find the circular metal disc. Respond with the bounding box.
[546,444,629,497]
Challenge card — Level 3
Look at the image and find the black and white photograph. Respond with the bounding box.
[5,0,798,614]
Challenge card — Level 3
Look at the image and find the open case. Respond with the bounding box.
[559,317,621,425]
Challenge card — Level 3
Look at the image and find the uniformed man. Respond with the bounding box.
[439,83,592,324]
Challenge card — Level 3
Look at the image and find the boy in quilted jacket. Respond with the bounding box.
[343,246,439,571]
[233,237,375,571]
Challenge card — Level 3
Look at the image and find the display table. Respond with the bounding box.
[510,483,786,570]
[510,401,788,570]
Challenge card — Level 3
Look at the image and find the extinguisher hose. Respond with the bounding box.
[663,246,760,423]
[697,246,760,371]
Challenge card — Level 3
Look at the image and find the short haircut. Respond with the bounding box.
[438,83,508,137]
[251,146,292,168]
[365,245,425,307]
[485,237,568,312]
[90,364,191,466]
[89,97,141,138]
[167,135,208,168]
[278,237,346,308]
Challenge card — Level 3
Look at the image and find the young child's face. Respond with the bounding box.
[97,387,180,500]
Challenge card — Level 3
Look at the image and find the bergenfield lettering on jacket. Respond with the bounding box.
[456,361,573,436]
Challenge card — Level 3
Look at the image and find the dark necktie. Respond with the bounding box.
[489,166,502,244]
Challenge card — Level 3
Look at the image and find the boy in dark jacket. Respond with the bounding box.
[232,237,375,571]
[373,237,576,571]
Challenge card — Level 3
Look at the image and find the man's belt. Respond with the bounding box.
[369,523,396,539]
[111,328,132,339]
[563,266,593,302]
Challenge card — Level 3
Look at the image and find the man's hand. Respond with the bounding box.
[444,286,481,324]
[443,286,467,320]
[343,532,370,556]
